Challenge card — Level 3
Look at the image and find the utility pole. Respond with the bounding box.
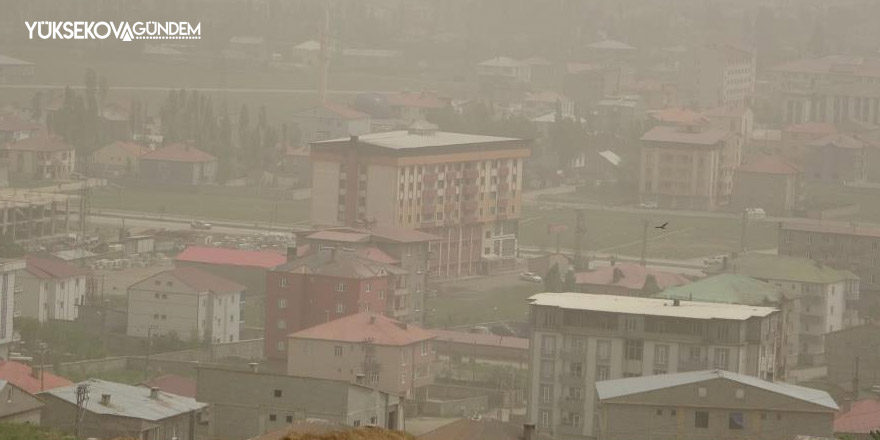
[38,342,48,392]
[740,209,748,253]
[74,383,89,440]
[144,325,158,380]
[639,219,649,266]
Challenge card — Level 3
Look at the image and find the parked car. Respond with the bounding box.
[703,255,726,266]
[639,201,658,209]
[746,208,766,219]
[519,272,543,283]
[190,220,213,230]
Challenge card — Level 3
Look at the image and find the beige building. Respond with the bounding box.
[3,135,75,180]
[680,42,756,110]
[287,312,435,400]
[0,259,24,361]
[310,122,531,277]
[0,380,43,424]
[595,370,838,440]
[127,267,244,344]
[18,254,89,323]
[526,292,782,439]
[639,124,740,210]
[92,140,148,176]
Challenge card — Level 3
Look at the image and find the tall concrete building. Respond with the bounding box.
[526,292,781,439]
[310,122,531,277]
[0,259,24,361]
[680,42,756,110]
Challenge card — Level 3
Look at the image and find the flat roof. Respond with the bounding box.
[312,130,522,150]
[527,292,778,320]
[782,220,880,239]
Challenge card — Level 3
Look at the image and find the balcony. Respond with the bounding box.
[558,373,585,385]
[560,349,587,362]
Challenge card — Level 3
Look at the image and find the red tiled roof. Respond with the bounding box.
[280,251,406,279]
[574,263,691,290]
[289,312,435,346]
[431,329,528,350]
[784,122,838,136]
[141,374,197,398]
[649,107,709,126]
[175,246,286,269]
[25,254,90,279]
[5,135,73,152]
[641,125,729,146]
[354,246,399,264]
[781,220,880,239]
[737,155,802,175]
[387,91,447,109]
[0,360,72,394]
[160,266,245,294]
[141,143,216,163]
[834,399,880,434]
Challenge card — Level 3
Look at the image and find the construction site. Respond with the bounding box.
[0,188,78,243]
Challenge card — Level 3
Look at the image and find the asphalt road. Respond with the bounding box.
[87,211,298,237]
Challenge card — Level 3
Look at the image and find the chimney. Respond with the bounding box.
[523,423,536,440]
[612,267,623,283]
[150,387,160,399]
[249,362,259,373]
[100,394,111,406]
[673,299,681,307]
[286,244,298,262]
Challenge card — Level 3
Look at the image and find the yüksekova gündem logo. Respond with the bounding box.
[25,21,201,41]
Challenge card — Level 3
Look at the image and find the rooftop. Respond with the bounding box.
[289,312,435,346]
[25,254,90,280]
[716,253,858,284]
[834,399,880,434]
[431,329,528,350]
[296,102,370,120]
[100,140,149,157]
[307,230,372,243]
[587,39,636,51]
[649,107,709,126]
[135,267,246,295]
[0,360,72,394]
[279,250,406,279]
[808,133,865,150]
[782,220,880,239]
[5,134,73,152]
[41,379,206,420]
[478,56,525,67]
[653,274,785,306]
[0,114,41,132]
[312,130,523,151]
[772,55,880,78]
[527,292,778,320]
[175,245,286,269]
[737,155,802,175]
[595,370,838,410]
[140,143,216,163]
[641,125,730,146]
[141,374,197,398]
[574,263,692,291]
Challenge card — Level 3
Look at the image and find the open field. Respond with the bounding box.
[425,273,542,328]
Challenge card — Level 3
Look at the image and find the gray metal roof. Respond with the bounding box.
[595,370,838,410]
[41,379,206,421]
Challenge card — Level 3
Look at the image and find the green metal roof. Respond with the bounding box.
[713,253,859,284]
[653,274,783,306]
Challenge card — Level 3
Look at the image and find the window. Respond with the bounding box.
[695,411,709,428]
[735,388,745,399]
[625,340,643,360]
[657,409,663,416]
[274,389,282,398]
[714,348,730,369]
[400,373,406,384]
[335,346,343,357]
[654,344,669,365]
[371,417,377,425]
[365,282,371,293]
[541,335,556,356]
[729,413,744,430]
[336,282,345,292]
[353,420,361,427]
[540,384,553,404]
[540,360,554,379]
[540,410,551,428]
[596,365,610,381]
[597,340,611,362]
[369,371,379,383]
[269,414,277,422]
[286,415,294,423]
[421,342,429,356]
[278,298,287,309]
[336,304,345,314]
[276,341,285,352]
[625,318,637,331]
[280,276,288,287]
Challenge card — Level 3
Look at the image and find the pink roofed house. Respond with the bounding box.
[574,262,693,296]
[139,142,217,185]
[835,399,880,439]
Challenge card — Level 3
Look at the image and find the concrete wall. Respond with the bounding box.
[422,395,488,418]
[310,159,341,226]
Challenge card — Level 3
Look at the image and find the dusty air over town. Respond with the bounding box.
[0,1,879,439]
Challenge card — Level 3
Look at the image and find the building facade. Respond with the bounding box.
[127,267,244,344]
[0,259,23,361]
[731,155,803,216]
[680,43,756,110]
[286,313,435,400]
[139,143,217,185]
[639,124,740,210]
[310,124,530,277]
[526,292,782,439]
[824,323,880,390]
[92,140,148,177]
[2,135,75,180]
[595,370,838,440]
[197,366,403,440]
[0,380,42,424]
[18,255,88,322]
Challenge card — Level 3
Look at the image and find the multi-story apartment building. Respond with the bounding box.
[708,253,860,369]
[639,124,740,210]
[18,254,89,322]
[778,221,880,309]
[526,292,781,439]
[772,55,880,125]
[0,259,24,361]
[264,248,406,360]
[680,42,756,110]
[286,312,435,400]
[310,122,530,277]
[595,370,838,440]
[127,267,245,344]
[295,226,439,325]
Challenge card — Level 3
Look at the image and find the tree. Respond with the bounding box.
[563,269,577,291]
[544,263,563,292]
[0,423,74,440]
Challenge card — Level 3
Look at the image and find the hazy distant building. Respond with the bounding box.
[803,134,867,183]
[139,143,217,185]
[3,135,75,180]
[92,140,148,177]
[526,292,782,438]
[680,43,756,110]
[824,323,880,391]
[309,124,530,277]
[732,155,803,216]
[0,55,34,83]
[293,102,371,145]
[477,57,531,83]
[595,370,838,440]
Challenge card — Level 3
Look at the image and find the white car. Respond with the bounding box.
[746,208,766,219]
[639,201,658,209]
[519,272,543,283]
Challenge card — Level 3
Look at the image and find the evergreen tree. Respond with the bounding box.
[563,269,577,292]
[544,263,563,293]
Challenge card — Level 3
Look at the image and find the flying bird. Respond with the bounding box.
[655,222,669,230]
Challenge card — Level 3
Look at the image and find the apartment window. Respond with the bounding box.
[541,335,556,356]
[277,319,286,330]
[370,371,379,383]
[714,348,730,369]
[542,311,556,328]
[421,341,429,356]
[625,318,637,331]
[379,290,385,299]
[596,365,610,381]
[729,413,745,430]
[336,304,345,314]
[336,282,345,292]
[286,415,294,423]
[625,340,643,361]
[695,411,709,428]
[654,344,669,366]
[716,325,730,341]
[365,282,371,293]
[279,276,288,287]
[269,414,277,422]
[540,384,553,404]
[540,360,554,379]
[274,389,282,398]
[698,387,707,398]
[540,410,551,428]
[277,298,287,309]
[276,341,285,352]
[597,340,611,362]
[335,346,343,357]
[400,373,406,384]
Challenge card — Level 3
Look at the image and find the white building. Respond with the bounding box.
[526,292,782,439]
[0,259,25,361]
[681,43,756,110]
[477,57,531,83]
[127,267,244,344]
[18,255,89,323]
